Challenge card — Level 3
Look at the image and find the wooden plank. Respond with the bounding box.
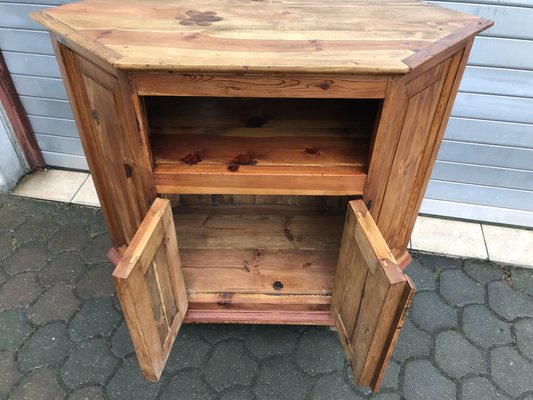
[469,36,533,70]
[19,96,74,119]
[11,75,68,100]
[453,92,533,124]
[434,0,533,8]
[113,198,188,381]
[28,116,78,138]
[0,3,48,30]
[2,52,61,79]
[0,29,54,55]
[41,151,88,170]
[35,134,84,156]
[155,164,367,196]
[460,66,533,99]
[0,51,44,169]
[332,200,414,392]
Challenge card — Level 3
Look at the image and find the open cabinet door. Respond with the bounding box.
[112,198,188,381]
[332,200,415,392]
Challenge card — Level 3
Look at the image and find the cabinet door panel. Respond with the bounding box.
[332,200,415,392]
[113,198,188,381]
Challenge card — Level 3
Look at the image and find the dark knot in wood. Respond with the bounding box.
[178,10,223,26]
[183,152,202,165]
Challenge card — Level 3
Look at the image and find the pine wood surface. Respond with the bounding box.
[32,0,491,75]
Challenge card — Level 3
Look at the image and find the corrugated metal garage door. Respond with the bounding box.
[1,0,532,227]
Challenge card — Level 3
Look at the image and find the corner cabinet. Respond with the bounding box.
[33,0,492,392]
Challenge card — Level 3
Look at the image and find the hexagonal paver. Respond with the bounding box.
[205,341,258,391]
[54,206,93,226]
[17,322,74,371]
[435,330,487,379]
[14,214,58,243]
[462,376,511,400]
[439,269,484,306]
[417,253,460,271]
[86,213,107,237]
[463,304,512,348]
[68,386,106,400]
[464,259,502,284]
[10,368,65,400]
[0,205,26,231]
[512,268,533,297]
[381,360,401,391]
[514,318,533,360]
[220,387,253,400]
[488,281,533,321]
[391,318,431,362]
[68,298,121,342]
[296,328,345,376]
[80,234,112,264]
[310,374,362,400]
[160,369,216,400]
[0,272,43,310]
[0,231,13,260]
[491,346,533,397]
[405,259,435,291]
[38,252,87,286]
[199,324,249,344]
[0,351,21,396]
[107,357,164,400]
[76,263,115,299]
[0,268,6,287]
[27,283,80,325]
[4,242,49,274]
[48,224,89,253]
[0,310,33,350]
[255,357,312,400]
[403,360,456,400]
[244,325,299,359]
[409,292,458,332]
[110,321,134,358]
[60,338,119,389]
[165,325,210,372]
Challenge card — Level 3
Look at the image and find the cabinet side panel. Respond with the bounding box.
[51,38,155,246]
[365,40,473,262]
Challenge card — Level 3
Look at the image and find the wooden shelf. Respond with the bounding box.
[147,97,377,195]
[172,203,344,324]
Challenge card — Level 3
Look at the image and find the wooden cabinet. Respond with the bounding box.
[33,0,492,392]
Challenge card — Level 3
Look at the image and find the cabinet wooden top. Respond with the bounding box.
[32,0,492,75]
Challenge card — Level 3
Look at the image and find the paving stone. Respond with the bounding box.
[205,341,258,391]
[244,325,299,359]
[0,351,21,396]
[110,321,134,358]
[76,263,115,299]
[4,241,49,274]
[0,205,26,231]
[462,376,511,400]
[165,325,210,372]
[435,330,487,378]
[491,346,533,397]
[310,374,362,400]
[403,360,456,400]
[38,252,87,286]
[512,267,533,297]
[17,197,60,216]
[108,356,164,400]
[60,338,119,389]
[404,259,436,291]
[439,269,485,306]
[69,298,121,342]
[0,267,6,287]
[14,214,58,243]
[515,318,533,360]
[220,387,253,400]
[0,310,33,350]
[27,283,80,325]
[160,369,216,400]
[0,231,14,260]
[18,322,74,371]
[68,386,106,400]
[199,324,249,344]
[0,272,43,310]
[488,281,533,321]
[48,224,90,253]
[372,395,401,400]
[391,318,432,362]
[417,253,461,271]
[86,213,107,237]
[381,360,400,390]
[255,357,312,400]
[409,291,458,332]
[296,328,345,375]
[464,259,502,284]
[10,368,66,400]
[81,234,112,264]
[463,304,512,348]
[54,206,93,226]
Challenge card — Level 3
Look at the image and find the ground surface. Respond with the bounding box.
[0,193,532,400]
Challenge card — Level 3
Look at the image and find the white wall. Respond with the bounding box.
[0,103,27,192]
